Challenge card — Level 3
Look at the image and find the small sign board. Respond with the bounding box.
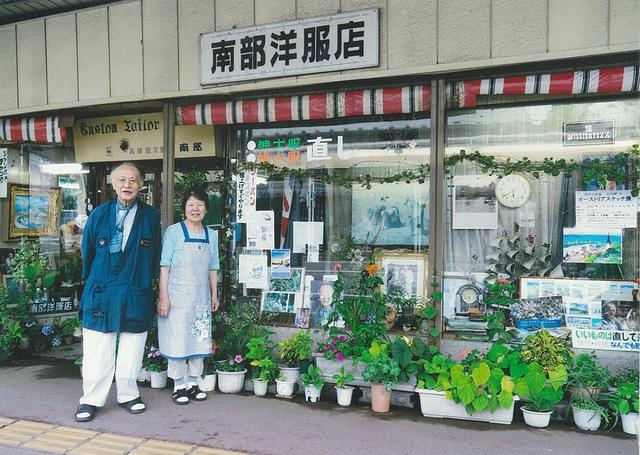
[29,296,77,315]
[563,120,614,146]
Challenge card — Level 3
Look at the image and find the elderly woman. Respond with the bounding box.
[157,186,220,405]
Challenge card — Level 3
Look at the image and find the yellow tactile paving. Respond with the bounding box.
[0,417,250,454]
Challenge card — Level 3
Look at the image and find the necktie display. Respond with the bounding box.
[109,202,135,253]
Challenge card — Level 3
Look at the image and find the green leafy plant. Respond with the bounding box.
[610,369,639,389]
[568,353,611,391]
[416,353,455,391]
[332,366,354,389]
[390,336,425,383]
[216,354,246,372]
[215,301,272,359]
[250,357,278,382]
[609,381,639,416]
[300,365,325,389]
[520,362,568,413]
[570,395,611,428]
[520,330,573,373]
[278,331,313,366]
[59,317,80,337]
[360,341,401,392]
[143,346,167,372]
[485,310,511,344]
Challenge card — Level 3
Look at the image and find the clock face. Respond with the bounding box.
[460,286,479,305]
[495,173,532,208]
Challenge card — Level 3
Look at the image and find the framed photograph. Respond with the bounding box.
[295,307,310,329]
[351,182,429,247]
[261,292,296,313]
[8,184,60,239]
[452,175,498,230]
[309,278,337,327]
[379,253,427,299]
[269,267,305,293]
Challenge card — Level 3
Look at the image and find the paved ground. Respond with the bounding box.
[0,356,637,455]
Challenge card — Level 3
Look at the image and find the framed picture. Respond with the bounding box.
[261,292,296,313]
[8,184,60,239]
[269,267,305,293]
[351,182,429,246]
[379,253,427,299]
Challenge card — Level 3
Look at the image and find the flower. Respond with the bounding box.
[41,324,53,336]
[234,354,244,363]
[211,342,219,354]
[365,263,378,275]
[334,263,342,272]
[337,352,345,362]
[339,336,346,342]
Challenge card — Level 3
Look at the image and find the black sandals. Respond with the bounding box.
[172,388,190,405]
[187,385,207,401]
[119,396,146,414]
[75,404,97,422]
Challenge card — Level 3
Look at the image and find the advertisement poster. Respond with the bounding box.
[246,211,274,250]
[572,329,639,352]
[239,254,269,289]
[575,190,637,228]
[292,221,324,253]
[562,228,622,264]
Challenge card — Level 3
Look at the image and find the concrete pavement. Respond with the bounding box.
[0,357,636,455]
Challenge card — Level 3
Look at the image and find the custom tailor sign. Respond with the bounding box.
[200,9,379,84]
[563,120,614,146]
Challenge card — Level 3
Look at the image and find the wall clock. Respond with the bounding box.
[495,173,532,208]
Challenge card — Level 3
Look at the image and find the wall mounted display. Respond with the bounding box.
[351,182,429,246]
[379,253,426,299]
[452,175,498,230]
[562,227,622,264]
[8,185,60,239]
[309,278,337,327]
[510,296,565,330]
[1,274,20,303]
[295,307,310,329]
[574,190,637,228]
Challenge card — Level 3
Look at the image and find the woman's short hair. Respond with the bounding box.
[181,186,209,213]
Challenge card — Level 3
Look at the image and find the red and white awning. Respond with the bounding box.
[451,65,639,108]
[176,85,431,125]
[0,116,67,143]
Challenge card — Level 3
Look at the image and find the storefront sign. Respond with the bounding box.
[248,135,344,164]
[572,329,640,352]
[575,190,637,228]
[0,148,7,198]
[563,120,614,146]
[200,9,379,84]
[74,114,164,162]
[174,125,216,157]
[236,170,257,223]
[29,296,76,315]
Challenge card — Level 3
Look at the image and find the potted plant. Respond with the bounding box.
[215,355,247,393]
[333,365,354,407]
[300,365,325,403]
[520,362,568,428]
[0,288,22,361]
[519,329,573,373]
[246,336,277,396]
[199,353,218,392]
[144,346,167,388]
[609,381,639,434]
[415,344,522,424]
[570,395,609,431]
[278,331,314,381]
[360,341,401,413]
[275,372,296,397]
[568,353,611,399]
[59,317,80,345]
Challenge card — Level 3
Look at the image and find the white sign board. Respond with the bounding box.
[0,148,7,198]
[236,170,257,223]
[575,190,637,228]
[247,210,275,250]
[200,9,379,84]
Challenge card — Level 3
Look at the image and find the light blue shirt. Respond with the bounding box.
[160,223,220,270]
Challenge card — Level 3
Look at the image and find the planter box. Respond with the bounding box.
[416,388,517,425]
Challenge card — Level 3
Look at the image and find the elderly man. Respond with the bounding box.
[75,162,161,422]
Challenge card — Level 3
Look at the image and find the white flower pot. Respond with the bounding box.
[278,366,300,383]
[276,379,296,397]
[216,370,246,393]
[621,412,639,435]
[416,388,517,425]
[150,371,167,389]
[336,386,354,407]
[253,379,269,397]
[137,368,151,382]
[198,374,216,392]
[572,407,601,431]
[522,407,552,428]
[304,385,322,402]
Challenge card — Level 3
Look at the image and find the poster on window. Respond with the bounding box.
[452,175,498,230]
[239,254,269,289]
[562,227,622,264]
[246,211,275,249]
[351,182,429,246]
[575,190,637,228]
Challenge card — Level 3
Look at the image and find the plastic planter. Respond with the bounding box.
[521,407,552,428]
[336,386,354,407]
[216,370,247,393]
[278,366,300,383]
[416,388,517,425]
[304,385,322,402]
[150,371,167,389]
[276,379,296,397]
[253,379,269,397]
[198,374,217,392]
[621,412,639,435]
[572,407,601,431]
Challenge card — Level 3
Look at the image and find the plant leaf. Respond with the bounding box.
[472,363,491,386]
[498,390,514,409]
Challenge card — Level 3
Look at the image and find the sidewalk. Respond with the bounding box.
[0,356,636,455]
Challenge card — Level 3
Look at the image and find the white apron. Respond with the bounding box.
[158,222,212,359]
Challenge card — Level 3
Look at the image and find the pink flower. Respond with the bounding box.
[334,264,342,272]
[332,348,337,353]
[337,352,345,362]
[234,355,243,363]
[339,336,346,342]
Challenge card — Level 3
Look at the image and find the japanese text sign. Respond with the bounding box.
[575,190,637,229]
[200,9,379,84]
[0,148,7,198]
[572,329,640,352]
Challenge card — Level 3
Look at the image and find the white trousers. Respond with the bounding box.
[167,357,204,381]
[79,328,147,406]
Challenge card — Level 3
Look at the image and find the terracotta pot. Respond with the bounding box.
[370,383,391,413]
[385,305,398,330]
[567,385,603,399]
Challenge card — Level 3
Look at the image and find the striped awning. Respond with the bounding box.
[0,116,67,143]
[451,65,639,108]
[177,85,431,125]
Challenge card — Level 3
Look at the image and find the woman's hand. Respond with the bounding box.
[211,294,220,312]
[157,295,170,317]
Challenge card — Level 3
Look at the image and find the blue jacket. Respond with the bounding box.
[79,198,161,333]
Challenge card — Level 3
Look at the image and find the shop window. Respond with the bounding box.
[231,115,431,327]
[1,143,88,317]
[442,95,639,352]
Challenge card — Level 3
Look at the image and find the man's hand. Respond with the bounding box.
[211,294,220,312]
[157,296,170,317]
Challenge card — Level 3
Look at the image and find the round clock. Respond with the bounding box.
[495,173,532,208]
